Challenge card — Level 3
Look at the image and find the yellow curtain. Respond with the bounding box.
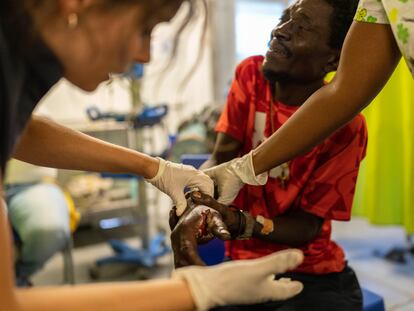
[352,60,414,233]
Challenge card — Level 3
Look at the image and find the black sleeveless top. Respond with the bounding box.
[0,0,63,175]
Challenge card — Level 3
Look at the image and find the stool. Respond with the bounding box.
[62,236,75,284]
[13,228,75,285]
[362,288,385,311]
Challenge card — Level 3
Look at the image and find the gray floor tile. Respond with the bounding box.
[333,218,414,310]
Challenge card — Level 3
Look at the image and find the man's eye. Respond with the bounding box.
[279,11,290,24]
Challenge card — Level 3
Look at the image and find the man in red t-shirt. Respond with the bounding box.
[171,0,365,310]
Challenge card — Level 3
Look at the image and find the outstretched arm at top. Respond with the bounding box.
[252,21,400,173]
[205,22,401,204]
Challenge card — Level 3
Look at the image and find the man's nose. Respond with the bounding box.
[274,28,291,42]
[273,21,292,42]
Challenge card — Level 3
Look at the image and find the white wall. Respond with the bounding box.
[141,2,214,132]
[38,2,214,134]
[37,78,132,125]
[6,77,133,183]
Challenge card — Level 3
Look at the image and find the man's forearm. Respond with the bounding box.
[13,116,159,179]
[202,133,243,170]
[250,211,323,247]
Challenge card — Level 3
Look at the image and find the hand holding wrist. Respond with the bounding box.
[146,159,214,215]
[229,151,268,186]
[203,151,268,205]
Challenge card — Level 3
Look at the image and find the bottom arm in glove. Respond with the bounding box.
[172,249,304,311]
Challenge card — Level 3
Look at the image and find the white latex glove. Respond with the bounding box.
[203,151,268,205]
[172,249,304,311]
[146,158,214,216]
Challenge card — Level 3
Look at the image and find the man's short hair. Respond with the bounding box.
[324,0,359,50]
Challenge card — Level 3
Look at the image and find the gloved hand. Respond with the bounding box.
[203,151,268,205]
[170,202,231,268]
[172,249,304,311]
[146,158,214,216]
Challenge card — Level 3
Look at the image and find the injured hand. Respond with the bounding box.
[170,195,231,268]
[190,191,242,235]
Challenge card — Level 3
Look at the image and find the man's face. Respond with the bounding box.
[262,0,337,83]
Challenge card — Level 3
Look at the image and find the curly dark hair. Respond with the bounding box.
[324,0,359,50]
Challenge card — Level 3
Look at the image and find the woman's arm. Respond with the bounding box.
[0,176,19,310]
[13,116,214,214]
[1,179,195,311]
[252,22,401,173]
[13,116,159,179]
[205,22,401,205]
[1,192,303,311]
[15,280,194,311]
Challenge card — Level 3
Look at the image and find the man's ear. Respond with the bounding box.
[323,51,340,74]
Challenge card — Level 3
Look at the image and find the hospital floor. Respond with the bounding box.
[32,217,414,310]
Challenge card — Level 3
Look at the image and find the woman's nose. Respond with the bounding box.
[133,37,151,63]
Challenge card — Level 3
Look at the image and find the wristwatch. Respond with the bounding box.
[237,211,255,240]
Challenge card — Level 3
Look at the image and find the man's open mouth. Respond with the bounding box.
[267,40,292,58]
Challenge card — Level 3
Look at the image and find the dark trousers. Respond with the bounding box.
[211,265,363,311]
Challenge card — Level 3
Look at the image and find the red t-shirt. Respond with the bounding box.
[215,56,368,274]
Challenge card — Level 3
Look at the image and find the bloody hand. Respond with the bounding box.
[190,191,241,237]
[170,197,231,268]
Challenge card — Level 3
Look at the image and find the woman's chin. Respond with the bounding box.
[65,74,109,92]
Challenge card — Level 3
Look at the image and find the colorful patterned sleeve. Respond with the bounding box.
[354,0,389,24]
